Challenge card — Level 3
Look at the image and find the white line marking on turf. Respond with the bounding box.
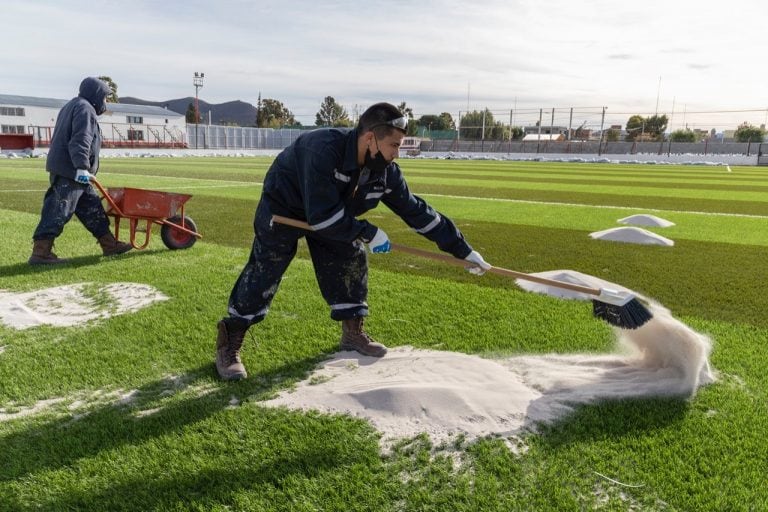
[167,183,260,190]
[419,192,768,219]
[0,182,261,194]
[105,172,259,185]
[592,471,645,488]
[2,181,767,220]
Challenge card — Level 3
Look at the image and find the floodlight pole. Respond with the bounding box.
[193,72,205,149]
[457,111,461,145]
[536,109,542,153]
[481,109,486,150]
[549,108,555,140]
[598,106,606,156]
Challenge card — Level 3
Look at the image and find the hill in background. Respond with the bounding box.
[120,96,257,127]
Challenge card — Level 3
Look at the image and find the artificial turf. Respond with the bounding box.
[0,157,766,510]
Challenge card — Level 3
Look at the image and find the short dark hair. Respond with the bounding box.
[357,102,406,138]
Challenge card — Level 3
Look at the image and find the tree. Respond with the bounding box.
[397,101,413,120]
[509,126,524,140]
[459,111,483,139]
[624,115,645,141]
[439,112,455,130]
[460,109,506,140]
[98,75,119,103]
[605,128,620,142]
[669,129,696,142]
[185,102,200,123]
[625,115,644,131]
[644,114,668,140]
[255,92,262,127]
[624,114,667,141]
[397,102,418,135]
[258,98,298,128]
[315,96,352,127]
[417,115,443,133]
[734,122,765,142]
[417,113,456,132]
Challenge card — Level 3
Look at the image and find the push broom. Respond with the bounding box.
[271,215,653,330]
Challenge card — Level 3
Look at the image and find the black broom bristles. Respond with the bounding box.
[592,297,653,329]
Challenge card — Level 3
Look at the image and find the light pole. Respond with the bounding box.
[193,72,204,149]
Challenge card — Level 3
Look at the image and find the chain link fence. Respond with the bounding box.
[186,125,305,150]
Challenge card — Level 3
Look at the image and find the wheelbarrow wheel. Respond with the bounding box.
[161,215,198,250]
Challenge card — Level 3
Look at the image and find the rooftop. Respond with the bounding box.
[0,94,183,117]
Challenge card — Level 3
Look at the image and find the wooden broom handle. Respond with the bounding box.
[270,214,602,296]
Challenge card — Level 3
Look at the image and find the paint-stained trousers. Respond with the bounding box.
[33,174,111,241]
[228,200,369,325]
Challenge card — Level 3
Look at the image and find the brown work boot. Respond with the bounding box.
[216,318,248,380]
[98,233,133,256]
[28,239,69,265]
[340,317,388,357]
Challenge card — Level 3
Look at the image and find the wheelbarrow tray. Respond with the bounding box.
[91,178,201,250]
[106,187,192,219]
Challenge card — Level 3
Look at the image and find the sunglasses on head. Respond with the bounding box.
[371,116,408,132]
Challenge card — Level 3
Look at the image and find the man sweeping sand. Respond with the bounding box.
[263,277,714,447]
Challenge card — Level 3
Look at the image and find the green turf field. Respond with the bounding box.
[1,157,766,510]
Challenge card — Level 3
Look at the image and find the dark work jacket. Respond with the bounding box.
[45,77,110,179]
[263,128,473,258]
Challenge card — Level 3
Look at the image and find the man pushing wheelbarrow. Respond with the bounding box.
[29,76,200,265]
[29,77,133,265]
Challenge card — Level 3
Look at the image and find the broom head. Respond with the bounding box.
[592,288,653,329]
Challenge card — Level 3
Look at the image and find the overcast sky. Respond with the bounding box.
[3,0,767,130]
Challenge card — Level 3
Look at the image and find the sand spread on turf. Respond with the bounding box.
[264,272,713,446]
[0,283,168,329]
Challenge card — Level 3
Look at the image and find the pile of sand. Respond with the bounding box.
[514,270,632,300]
[618,214,675,227]
[589,227,674,246]
[0,283,168,329]
[263,271,714,446]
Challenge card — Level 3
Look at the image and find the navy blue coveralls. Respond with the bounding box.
[33,77,112,241]
[228,127,474,324]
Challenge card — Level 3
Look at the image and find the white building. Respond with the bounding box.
[0,94,187,148]
[521,133,565,142]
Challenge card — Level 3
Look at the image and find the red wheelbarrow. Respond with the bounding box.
[91,178,202,250]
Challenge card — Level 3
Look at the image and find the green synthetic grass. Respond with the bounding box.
[1,157,767,510]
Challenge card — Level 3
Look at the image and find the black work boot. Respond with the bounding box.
[340,317,388,357]
[28,239,69,265]
[98,233,133,256]
[216,318,249,380]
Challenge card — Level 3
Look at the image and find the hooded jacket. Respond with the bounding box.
[45,77,110,179]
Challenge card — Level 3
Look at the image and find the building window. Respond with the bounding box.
[126,116,143,124]
[1,125,26,134]
[127,128,144,141]
[0,107,25,116]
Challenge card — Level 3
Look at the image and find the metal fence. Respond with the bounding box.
[186,125,305,149]
[422,139,766,156]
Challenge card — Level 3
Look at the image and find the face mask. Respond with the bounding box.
[96,99,107,115]
[364,148,389,173]
[364,137,390,173]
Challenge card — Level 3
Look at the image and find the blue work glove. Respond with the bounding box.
[464,250,491,275]
[367,228,391,254]
[74,169,94,184]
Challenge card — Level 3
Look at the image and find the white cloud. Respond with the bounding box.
[3,0,768,129]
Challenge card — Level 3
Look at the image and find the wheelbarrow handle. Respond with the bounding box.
[270,214,602,296]
[89,177,124,217]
